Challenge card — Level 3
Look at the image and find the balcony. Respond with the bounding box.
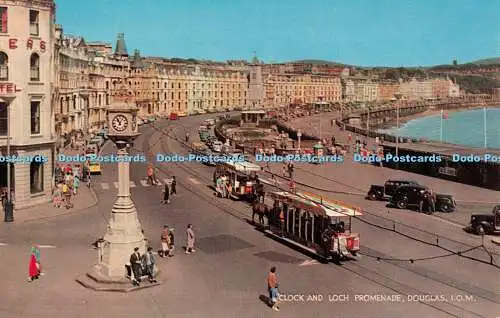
[0,65,8,80]
[29,23,39,36]
[30,67,40,81]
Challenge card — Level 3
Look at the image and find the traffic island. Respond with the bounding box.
[76,265,161,292]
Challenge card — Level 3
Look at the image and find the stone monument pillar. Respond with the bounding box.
[99,143,146,278]
[76,79,160,291]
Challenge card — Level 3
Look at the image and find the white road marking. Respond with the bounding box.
[163,178,172,185]
[0,243,8,246]
[130,181,137,188]
[38,245,56,249]
[140,180,150,187]
[113,182,119,189]
[299,259,319,266]
[101,183,109,190]
[188,177,200,185]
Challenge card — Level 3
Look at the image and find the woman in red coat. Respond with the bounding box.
[28,249,40,282]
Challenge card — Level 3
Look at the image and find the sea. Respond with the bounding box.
[379,107,500,149]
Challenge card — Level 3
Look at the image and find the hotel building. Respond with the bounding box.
[0,0,56,209]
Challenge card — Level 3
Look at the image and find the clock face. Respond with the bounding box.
[111,115,128,132]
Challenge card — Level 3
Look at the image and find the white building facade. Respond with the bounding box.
[0,0,56,209]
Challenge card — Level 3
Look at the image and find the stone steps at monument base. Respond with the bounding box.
[75,265,162,292]
[76,274,161,292]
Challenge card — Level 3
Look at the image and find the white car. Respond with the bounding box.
[212,141,223,152]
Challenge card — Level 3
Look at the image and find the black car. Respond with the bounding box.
[390,185,456,214]
[469,205,500,235]
[367,180,421,200]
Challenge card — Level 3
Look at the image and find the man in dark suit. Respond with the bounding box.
[130,247,142,286]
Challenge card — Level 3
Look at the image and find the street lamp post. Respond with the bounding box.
[1,96,15,222]
[394,93,403,157]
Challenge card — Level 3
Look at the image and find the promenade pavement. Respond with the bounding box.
[285,113,500,204]
[5,147,98,223]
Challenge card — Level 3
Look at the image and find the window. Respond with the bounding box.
[30,101,40,134]
[29,10,39,36]
[30,53,40,81]
[0,7,7,33]
[0,102,7,135]
[30,160,44,194]
[0,51,7,80]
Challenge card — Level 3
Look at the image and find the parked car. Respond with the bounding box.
[204,119,216,127]
[367,180,421,201]
[390,184,456,214]
[468,205,500,235]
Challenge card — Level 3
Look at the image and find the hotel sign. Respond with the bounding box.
[8,38,46,52]
[0,83,21,94]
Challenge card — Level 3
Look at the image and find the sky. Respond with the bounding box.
[56,0,499,67]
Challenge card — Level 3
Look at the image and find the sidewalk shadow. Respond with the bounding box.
[259,294,272,308]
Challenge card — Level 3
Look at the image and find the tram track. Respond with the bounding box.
[161,121,500,256]
[143,121,499,318]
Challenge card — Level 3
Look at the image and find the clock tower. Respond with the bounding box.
[77,79,160,291]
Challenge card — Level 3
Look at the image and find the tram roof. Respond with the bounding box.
[269,191,362,217]
[221,160,262,172]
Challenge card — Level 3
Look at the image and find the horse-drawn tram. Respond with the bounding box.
[214,161,262,201]
[265,191,362,263]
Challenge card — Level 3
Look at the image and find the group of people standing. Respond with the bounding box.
[129,246,157,286]
[214,175,232,198]
[128,224,196,286]
[53,163,90,209]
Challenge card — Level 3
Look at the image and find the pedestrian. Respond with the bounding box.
[62,182,71,209]
[427,191,436,214]
[73,175,80,195]
[418,190,426,213]
[170,176,177,196]
[186,224,195,254]
[86,168,91,188]
[160,225,170,258]
[129,247,142,286]
[147,164,154,185]
[289,179,296,194]
[168,228,175,257]
[52,184,62,208]
[27,245,41,282]
[162,182,170,204]
[267,266,280,311]
[141,247,157,283]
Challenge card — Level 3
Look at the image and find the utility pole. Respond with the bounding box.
[394,93,403,157]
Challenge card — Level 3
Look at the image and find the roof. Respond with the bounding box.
[114,33,128,56]
[386,180,419,184]
[221,161,261,172]
[397,184,428,190]
[297,192,362,216]
[269,191,362,217]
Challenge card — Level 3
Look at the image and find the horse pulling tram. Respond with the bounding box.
[265,191,361,263]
